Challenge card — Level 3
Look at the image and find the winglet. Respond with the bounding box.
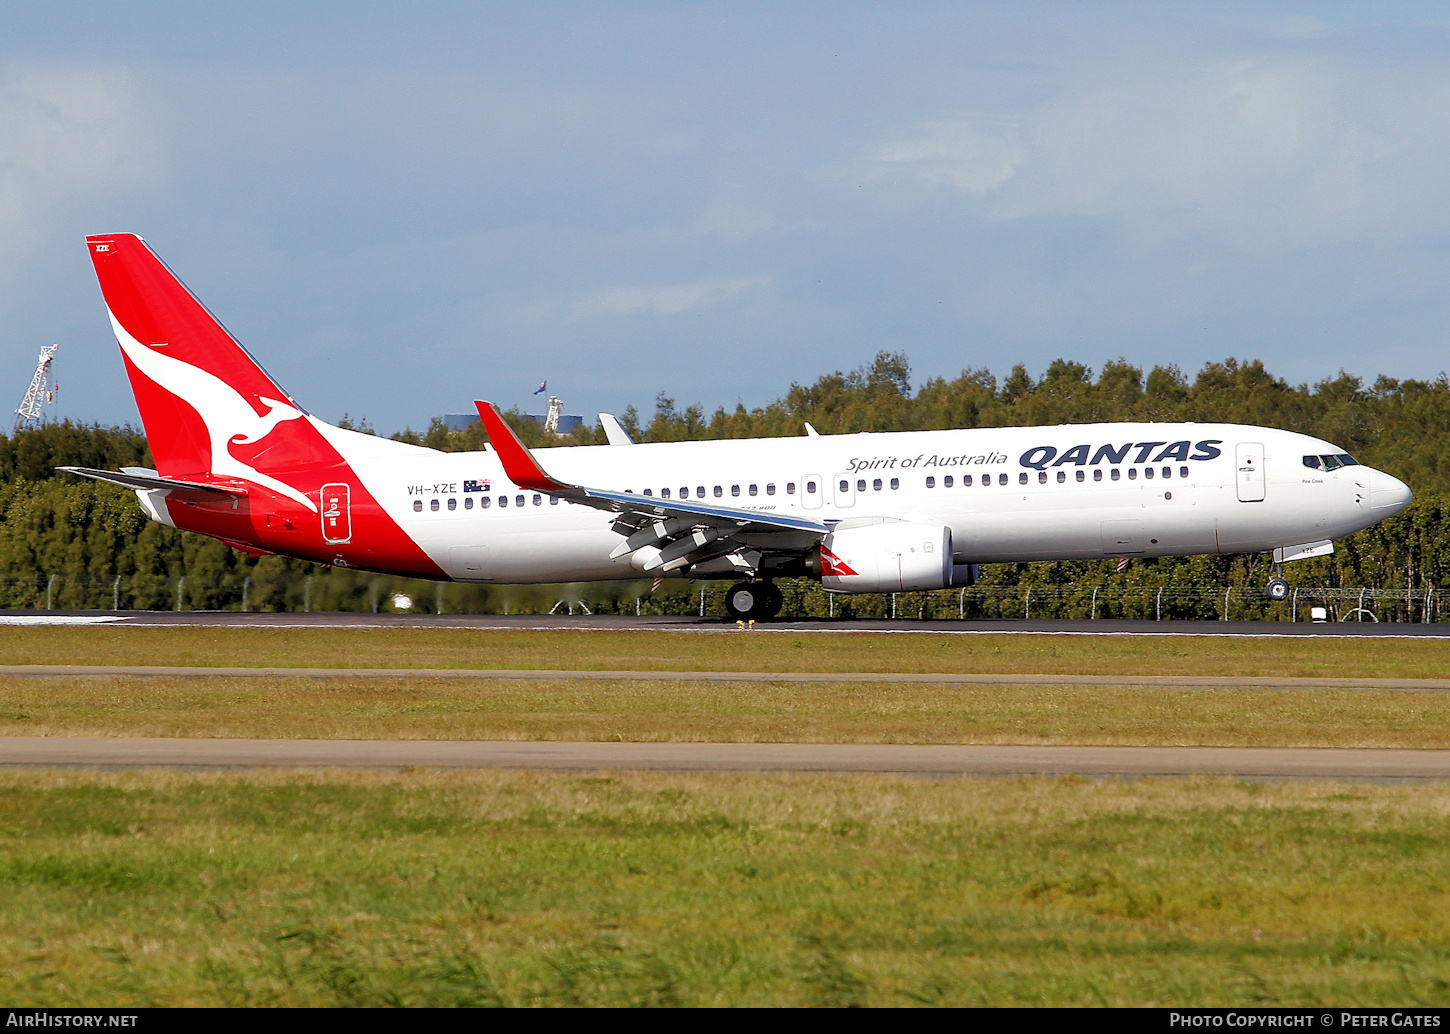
[599,412,635,446]
[473,402,573,492]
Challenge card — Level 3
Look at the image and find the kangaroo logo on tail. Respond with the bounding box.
[110,313,317,511]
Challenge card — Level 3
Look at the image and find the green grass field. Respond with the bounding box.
[2,769,1448,1007]
[4,675,1450,747]
[7,625,1450,677]
[5,625,1450,1007]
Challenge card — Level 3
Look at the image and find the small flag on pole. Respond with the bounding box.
[533,380,547,395]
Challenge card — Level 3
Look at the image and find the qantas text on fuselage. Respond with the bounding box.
[60,233,1413,620]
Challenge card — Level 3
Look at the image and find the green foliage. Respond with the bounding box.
[9,353,1450,612]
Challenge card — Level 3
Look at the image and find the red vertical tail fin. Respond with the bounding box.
[86,234,305,478]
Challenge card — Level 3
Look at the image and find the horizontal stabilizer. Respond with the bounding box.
[57,466,249,497]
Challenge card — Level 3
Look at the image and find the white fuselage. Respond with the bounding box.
[333,422,1411,584]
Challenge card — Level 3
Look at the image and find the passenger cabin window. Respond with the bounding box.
[447,498,456,510]
[680,487,688,498]
[430,499,440,511]
[696,486,705,498]
[1038,471,1047,483]
[480,496,490,508]
[925,477,935,488]
[1057,471,1066,483]
[643,489,653,496]
[857,479,866,492]
[516,495,525,507]
[713,486,722,498]
[749,484,758,496]
[966,475,975,486]
[464,497,473,509]
[1128,468,1137,480]
[1161,466,1171,479]
[662,488,671,499]
[1093,469,1102,481]
[533,494,542,506]
[841,479,851,492]
[549,496,558,505]
[944,476,953,488]
[997,473,1007,485]
[498,495,508,507]
[731,485,740,497]
[873,478,882,491]
[1075,470,1085,482]
[890,478,900,489]
[1145,467,1154,479]
[787,482,796,494]
[1019,472,1028,484]
[806,481,817,494]
[1179,466,1189,478]
[766,484,776,496]
[413,500,422,511]
[1111,468,1120,481]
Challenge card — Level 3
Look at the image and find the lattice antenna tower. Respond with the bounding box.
[13,344,59,434]
[544,395,564,435]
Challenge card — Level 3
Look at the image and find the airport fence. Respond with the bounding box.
[0,572,1444,623]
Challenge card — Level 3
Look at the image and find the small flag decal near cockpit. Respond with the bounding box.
[463,479,491,493]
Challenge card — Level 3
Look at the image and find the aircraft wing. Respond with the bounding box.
[58,466,249,497]
[473,401,827,575]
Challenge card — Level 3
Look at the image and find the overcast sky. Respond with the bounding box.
[6,2,1450,432]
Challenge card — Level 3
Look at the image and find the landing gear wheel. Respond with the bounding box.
[1266,577,1289,602]
[725,582,763,620]
[725,581,782,621]
[760,581,784,618]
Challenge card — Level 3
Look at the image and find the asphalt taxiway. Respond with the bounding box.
[1,664,1446,691]
[1,738,1447,779]
[4,610,1450,636]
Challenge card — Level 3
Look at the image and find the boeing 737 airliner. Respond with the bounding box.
[61,234,1413,619]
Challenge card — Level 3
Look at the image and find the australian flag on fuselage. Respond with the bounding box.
[463,479,490,493]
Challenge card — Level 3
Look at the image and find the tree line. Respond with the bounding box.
[4,353,1447,617]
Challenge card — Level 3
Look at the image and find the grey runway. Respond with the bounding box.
[2,664,1449,691]
[7,610,1450,637]
[2,737,1448,779]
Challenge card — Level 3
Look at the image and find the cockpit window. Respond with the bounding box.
[1304,453,1360,471]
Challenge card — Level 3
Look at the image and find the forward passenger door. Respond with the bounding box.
[1236,443,1266,502]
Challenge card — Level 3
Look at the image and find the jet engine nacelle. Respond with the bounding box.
[820,519,952,592]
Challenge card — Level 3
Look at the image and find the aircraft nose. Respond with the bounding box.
[1368,469,1413,512]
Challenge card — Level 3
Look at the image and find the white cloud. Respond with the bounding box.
[0,65,160,249]
[516,274,771,324]
[857,51,1450,251]
[862,118,1025,195]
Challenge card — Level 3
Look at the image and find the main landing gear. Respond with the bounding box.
[725,580,783,621]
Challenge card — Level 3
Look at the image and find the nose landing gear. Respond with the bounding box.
[724,580,783,620]
[1266,559,1289,602]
